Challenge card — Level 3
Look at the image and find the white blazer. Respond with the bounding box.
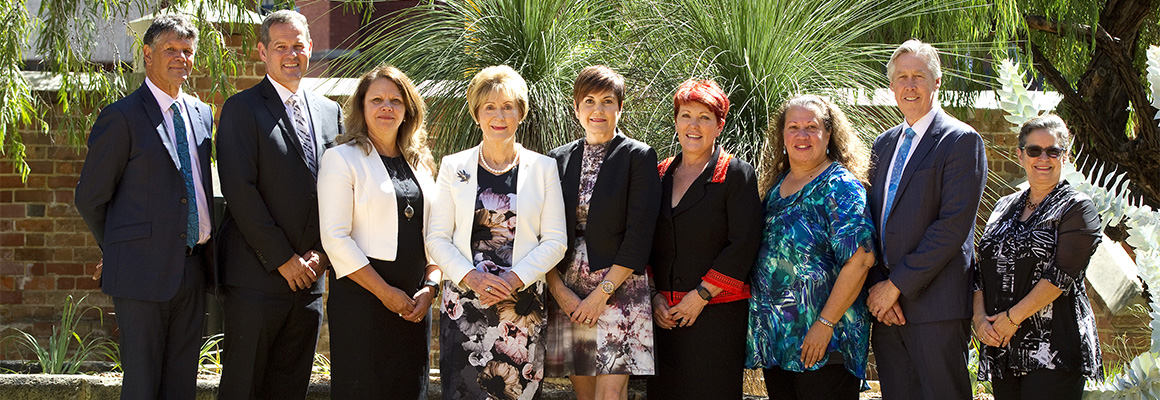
[318,140,437,278]
[425,144,567,286]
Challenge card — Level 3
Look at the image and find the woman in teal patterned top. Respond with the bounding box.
[747,95,876,399]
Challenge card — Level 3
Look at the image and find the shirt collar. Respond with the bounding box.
[144,77,182,112]
[902,106,938,136]
[267,75,299,104]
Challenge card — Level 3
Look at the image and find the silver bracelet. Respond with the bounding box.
[817,316,835,328]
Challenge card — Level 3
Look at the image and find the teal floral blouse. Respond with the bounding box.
[746,162,875,378]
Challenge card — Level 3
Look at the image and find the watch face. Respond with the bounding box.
[601,280,614,294]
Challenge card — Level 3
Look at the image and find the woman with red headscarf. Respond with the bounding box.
[646,79,763,398]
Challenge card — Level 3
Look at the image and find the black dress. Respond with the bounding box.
[328,155,429,399]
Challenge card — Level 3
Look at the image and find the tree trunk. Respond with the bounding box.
[1026,0,1160,208]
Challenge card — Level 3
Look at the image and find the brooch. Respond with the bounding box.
[456,169,471,182]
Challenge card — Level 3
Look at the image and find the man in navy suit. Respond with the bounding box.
[215,9,343,400]
[865,39,987,399]
[75,14,213,400]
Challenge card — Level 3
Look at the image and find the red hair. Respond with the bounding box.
[673,79,729,124]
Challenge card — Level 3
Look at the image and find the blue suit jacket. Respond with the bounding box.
[866,109,987,324]
[75,83,215,302]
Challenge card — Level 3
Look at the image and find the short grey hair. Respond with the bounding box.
[260,10,310,46]
[886,39,942,81]
[143,14,199,47]
[1019,114,1071,149]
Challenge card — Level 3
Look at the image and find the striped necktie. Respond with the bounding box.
[288,95,318,179]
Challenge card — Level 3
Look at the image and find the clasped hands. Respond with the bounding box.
[867,280,907,326]
[652,290,708,330]
[277,250,327,291]
[463,270,524,308]
[974,311,1020,348]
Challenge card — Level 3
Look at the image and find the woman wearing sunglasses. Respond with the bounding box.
[972,114,1103,400]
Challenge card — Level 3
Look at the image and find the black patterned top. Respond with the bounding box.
[976,181,1103,380]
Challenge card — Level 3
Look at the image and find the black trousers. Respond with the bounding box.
[871,319,972,400]
[218,286,323,400]
[991,368,1085,400]
[112,253,207,400]
[763,364,860,400]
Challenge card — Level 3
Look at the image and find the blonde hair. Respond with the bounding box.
[757,95,869,199]
[466,65,529,122]
[337,65,435,172]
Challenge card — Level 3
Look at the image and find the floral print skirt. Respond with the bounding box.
[440,279,547,400]
[544,236,656,377]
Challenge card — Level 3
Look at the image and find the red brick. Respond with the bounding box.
[24,277,55,290]
[0,175,23,188]
[0,191,11,203]
[45,204,75,218]
[25,161,52,174]
[0,204,24,218]
[84,263,99,276]
[0,290,22,304]
[47,176,77,189]
[53,248,72,262]
[1,277,14,290]
[47,147,85,161]
[14,219,52,233]
[55,161,77,175]
[0,262,25,275]
[50,233,86,246]
[46,263,84,276]
[29,264,45,276]
[25,233,44,247]
[55,219,88,233]
[55,190,74,203]
[13,190,51,202]
[23,176,46,188]
[0,233,23,247]
[74,247,101,262]
[32,321,52,336]
[74,278,100,290]
[57,277,75,290]
[0,248,13,261]
[14,248,52,262]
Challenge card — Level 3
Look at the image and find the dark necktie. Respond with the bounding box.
[170,102,199,248]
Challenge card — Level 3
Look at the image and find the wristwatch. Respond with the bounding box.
[423,279,441,297]
[694,284,712,301]
[600,280,615,295]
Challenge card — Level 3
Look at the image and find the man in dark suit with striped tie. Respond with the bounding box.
[864,39,988,399]
[214,9,343,400]
[75,14,214,400]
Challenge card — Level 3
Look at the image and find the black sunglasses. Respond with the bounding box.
[1020,145,1065,158]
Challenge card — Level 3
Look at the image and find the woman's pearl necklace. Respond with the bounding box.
[479,150,518,175]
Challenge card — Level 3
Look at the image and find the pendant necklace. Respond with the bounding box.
[386,155,418,221]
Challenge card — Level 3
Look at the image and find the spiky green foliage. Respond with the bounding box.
[332,0,620,157]
[2,295,118,374]
[0,0,43,177]
[620,0,963,161]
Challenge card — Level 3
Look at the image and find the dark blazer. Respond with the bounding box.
[866,109,987,323]
[216,77,342,295]
[548,133,661,274]
[75,83,214,302]
[649,147,762,296]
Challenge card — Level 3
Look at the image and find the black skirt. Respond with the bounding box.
[647,300,749,399]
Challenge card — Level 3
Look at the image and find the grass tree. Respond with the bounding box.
[332,0,621,157]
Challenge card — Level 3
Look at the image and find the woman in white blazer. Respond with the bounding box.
[426,65,567,400]
[317,65,441,399]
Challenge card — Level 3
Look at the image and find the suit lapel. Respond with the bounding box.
[138,85,181,168]
[590,134,626,202]
[259,78,306,163]
[559,139,583,213]
[671,146,720,217]
[892,110,944,205]
[305,90,329,156]
[187,100,214,194]
[871,125,902,213]
[456,146,481,237]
